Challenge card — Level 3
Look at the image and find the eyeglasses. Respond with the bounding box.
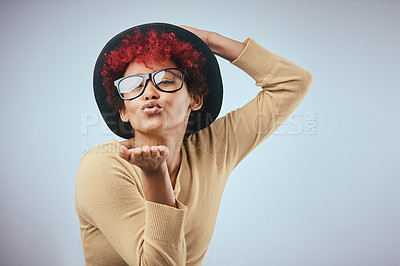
[114,68,186,100]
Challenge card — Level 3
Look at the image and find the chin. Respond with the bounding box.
[135,123,163,134]
[137,123,185,136]
[132,115,187,136]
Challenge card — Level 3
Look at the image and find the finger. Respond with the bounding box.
[150,146,160,159]
[158,146,169,157]
[119,145,130,161]
[179,25,198,31]
[178,25,189,30]
[178,25,209,44]
[178,25,199,36]
[131,147,143,161]
[119,138,135,150]
[141,146,151,160]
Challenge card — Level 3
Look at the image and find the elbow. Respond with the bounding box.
[305,70,313,87]
[300,70,313,96]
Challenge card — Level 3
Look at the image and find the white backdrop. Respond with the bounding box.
[0,0,399,265]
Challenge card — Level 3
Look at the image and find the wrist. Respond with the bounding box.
[206,32,245,62]
[206,31,218,51]
[141,162,168,178]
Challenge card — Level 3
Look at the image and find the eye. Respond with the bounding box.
[159,80,175,85]
[120,76,143,93]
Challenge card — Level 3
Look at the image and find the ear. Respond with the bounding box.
[119,107,129,122]
[190,94,204,111]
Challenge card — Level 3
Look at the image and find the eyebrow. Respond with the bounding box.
[124,68,181,79]
[163,69,181,78]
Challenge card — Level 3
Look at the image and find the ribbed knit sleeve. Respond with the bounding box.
[191,37,313,173]
[75,143,187,266]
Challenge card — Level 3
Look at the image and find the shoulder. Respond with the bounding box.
[80,139,121,162]
[77,139,136,187]
[76,139,140,214]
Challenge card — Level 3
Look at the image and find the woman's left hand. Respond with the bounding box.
[178,25,245,62]
[178,25,212,46]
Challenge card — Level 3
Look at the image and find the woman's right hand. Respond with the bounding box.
[119,144,169,174]
[120,144,176,207]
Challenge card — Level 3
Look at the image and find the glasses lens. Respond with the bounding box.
[154,69,183,91]
[118,76,144,99]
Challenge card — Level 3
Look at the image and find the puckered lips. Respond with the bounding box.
[141,100,163,115]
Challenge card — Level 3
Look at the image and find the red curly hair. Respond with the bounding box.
[101,28,209,114]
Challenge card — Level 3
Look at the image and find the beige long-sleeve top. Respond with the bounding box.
[75,37,313,265]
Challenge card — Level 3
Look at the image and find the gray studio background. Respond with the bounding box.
[1,0,399,265]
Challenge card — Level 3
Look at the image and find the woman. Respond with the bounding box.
[75,22,313,265]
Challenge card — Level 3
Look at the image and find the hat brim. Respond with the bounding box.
[93,22,223,139]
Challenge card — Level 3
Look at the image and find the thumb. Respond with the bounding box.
[119,145,130,161]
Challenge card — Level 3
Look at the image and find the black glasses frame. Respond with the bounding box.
[114,68,187,100]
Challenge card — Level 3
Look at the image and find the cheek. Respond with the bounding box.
[174,92,191,110]
[124,102,141,118]
[166,95,191,120]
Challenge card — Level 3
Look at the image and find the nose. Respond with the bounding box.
[142,79,160,100]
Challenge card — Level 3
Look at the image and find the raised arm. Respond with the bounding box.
[182,26,313,173]
[179,25,245,62]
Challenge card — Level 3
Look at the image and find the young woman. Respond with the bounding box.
[75,22,313,265]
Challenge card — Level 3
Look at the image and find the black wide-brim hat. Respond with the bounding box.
[93,22,223,139]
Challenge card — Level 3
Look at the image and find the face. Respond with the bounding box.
[119,59,203,136]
